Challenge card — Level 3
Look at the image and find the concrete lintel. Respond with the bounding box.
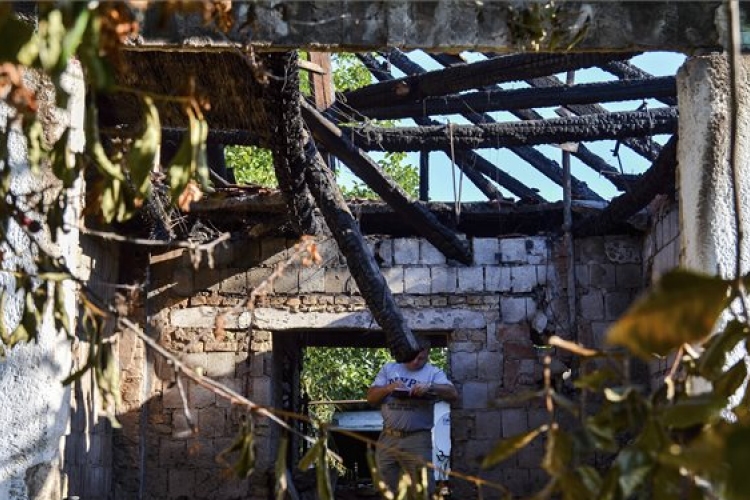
[252,307,487,331]
[132,2,725,53]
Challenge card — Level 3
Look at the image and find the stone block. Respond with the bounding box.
[183,352,208,373]
[575,237,605,264]
[451,351,478,380]
[172,267,195,297]
[171,307,217,329]
[324,267,350,294]
[272,267,299,294]
[299,266,325,293]
[393,238,420,265]
[169,468,196,498]
[473,238,499,265]
[478,351,503,380]
[526,237,548,265]
[220,271,248,295]
[189,382,216,409]
[247,267,273,291]
[457,266,484,293]
[604,236,641,264]
[260,237,290,266]
[590,321,610,349]
[380,266,404,294]
[251,378,272,405]
[500,296,528,323]
[615,263,642,287]
[485,266,510,292]
[589,262,616,288]
[372,238,393,266]
[510,265,538,293]
[205,352,237,378]
[159,440,188,467]
[474,410,504,439]
[404,267,431,294]
[606,291,634,320]
[501,468,531,496]
[501,408,528,438]
[431,267,457,293]
[198,407,227,438]
[500,238,528,264]
[461,382,488,409]
[419,240,445,265]
[579,291,605,320]
[574,263,590,287]
[216,378,243,408]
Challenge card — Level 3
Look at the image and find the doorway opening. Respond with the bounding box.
[274,330,450,498]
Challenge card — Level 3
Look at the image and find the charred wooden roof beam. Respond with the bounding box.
[342,52,640,110]
[574,135,678,237]
[301,99,473,265]
[356,77,676,121]
[377,49,598,201]
[342,107,677,152]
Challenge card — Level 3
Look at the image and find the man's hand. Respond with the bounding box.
[409,383,432,397]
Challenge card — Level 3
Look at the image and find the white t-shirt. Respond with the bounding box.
[372,362,453,432]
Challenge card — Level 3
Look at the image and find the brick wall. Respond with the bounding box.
[114,232,646,499]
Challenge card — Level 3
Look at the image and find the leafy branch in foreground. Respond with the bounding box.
[482,269,750,500]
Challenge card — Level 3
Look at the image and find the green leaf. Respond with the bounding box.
[552,391,579,417]
[698,320,748,381]
[713,359,748,399]
[482,426,546,468]
[660,394,725,429]
[726,426,750,499]
[614,447,652,497]
[596,467,622,500]
[576,466,602,495]
[574,368,619,391]
[0,6,37,63]
[543,426,573,477]
[126,96,160,199]
[275,433,289,500]
[298,438,324,471]
[607,270,731,359]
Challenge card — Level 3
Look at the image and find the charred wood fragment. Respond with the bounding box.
[573,135,678,237]
[342,108,677,152]
[356,77,676,121]
[264,52,322,236]
[342,52,640,110]
[301,99,473,265]
[300,139,421,362]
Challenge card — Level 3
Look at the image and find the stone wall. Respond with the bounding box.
[115,231,645,499]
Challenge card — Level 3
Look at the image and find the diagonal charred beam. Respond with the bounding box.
[356,77,676,121]
[302,138,421,362]
[379,50,600,201]
[264,52,322,235]
[573,135,678,237]
[342,108,677,152]
[342,52,640,110]
[301,99,473,265]
[527,75,664,161]
[427,52,634,192]
[600,61,678,106]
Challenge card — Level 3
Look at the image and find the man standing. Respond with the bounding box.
[366,337,458,495]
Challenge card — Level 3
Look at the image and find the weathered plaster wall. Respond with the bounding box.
[0,65,84,499]
[115,231,644,499]
[135,1,725,52]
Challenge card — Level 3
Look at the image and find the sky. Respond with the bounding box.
[337,51,687,203]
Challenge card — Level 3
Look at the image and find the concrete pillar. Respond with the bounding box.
[677,54,750,398]
[678,54,750,277]
[0,63,85,499]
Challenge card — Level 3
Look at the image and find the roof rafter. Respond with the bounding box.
[341,108,677,152]
[356,77,676,121]
[342,52,640,110]
[301,99,473,265]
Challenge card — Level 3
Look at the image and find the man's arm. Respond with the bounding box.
[430,383,458,403]
[367,382,402,406]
